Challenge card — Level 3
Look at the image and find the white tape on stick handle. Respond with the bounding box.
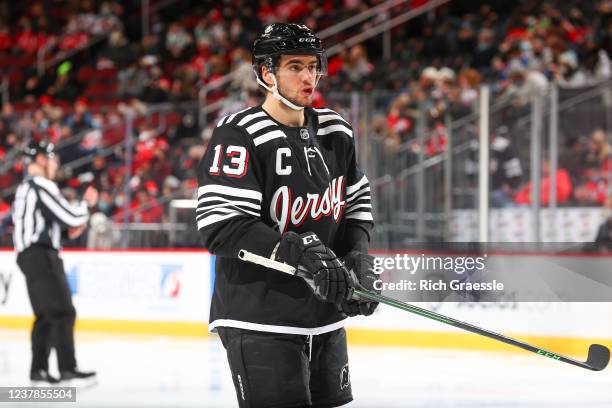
[238,249,351,299]
[238,250,296,275]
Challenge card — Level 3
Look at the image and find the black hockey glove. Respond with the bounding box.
[339,251,380,317]
[276,232,351,305]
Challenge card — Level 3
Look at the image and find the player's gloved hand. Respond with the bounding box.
[339,251,380,316]
[275,232,350,305]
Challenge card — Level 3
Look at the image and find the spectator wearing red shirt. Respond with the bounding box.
[514,158,573,205]
[15,18,42,54]
[574,166,609,206]
[134,188,163,223]
[0,197,10,217]
[0,25,11,52]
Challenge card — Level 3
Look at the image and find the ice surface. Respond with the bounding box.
[1,329,610,407]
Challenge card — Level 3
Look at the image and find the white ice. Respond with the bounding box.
[1,329,611,407]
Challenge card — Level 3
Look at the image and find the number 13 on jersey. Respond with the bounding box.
[209,145,249,178]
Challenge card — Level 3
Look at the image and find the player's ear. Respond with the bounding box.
[261,64,273,87]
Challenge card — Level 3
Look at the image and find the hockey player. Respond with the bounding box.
[196,23,379,407]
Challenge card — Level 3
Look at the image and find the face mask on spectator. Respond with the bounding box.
[98,201,110,213]
[520,41,532,52]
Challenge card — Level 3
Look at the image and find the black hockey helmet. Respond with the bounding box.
[23,139,55,163]
[252,23,327,85]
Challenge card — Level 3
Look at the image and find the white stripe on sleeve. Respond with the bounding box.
[317,124,353,137]
[197,196,261,211]
[346,188,371,203]
[253,130,286,146]
[246,120,276,134]
[197,184,262,201]
[197,211,242,230]
[197,205,260,218]
[346,176,369,196]
[345,212,374,221]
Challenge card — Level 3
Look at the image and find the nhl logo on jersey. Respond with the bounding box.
[300,128,309,140]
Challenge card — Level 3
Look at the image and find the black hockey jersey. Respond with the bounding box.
[196,105,374,335]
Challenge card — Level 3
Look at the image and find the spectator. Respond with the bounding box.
[162,175,181,201]
[60,14,90,51]
[342,45,374,88]
[97,29,134,69]
[87,212,114,248]
[1,103,19,135]
[15,17,40,55]
[472,28,497,71]
[165,22,194,62]
[0,197,10,218]
[514,157,573,205]
[229,48,258,93]
[465,126,523,207]
[0,24,13,53]
[139,75,169,103]
[574,165,609,206]
[457,68,481,107]
[134,188,163,223]
[66,97,94,133]
[48,62,81,101]
[386,93,414,141]
[583,129,611,170]
[500,60,548,106]
[117,57,151,98]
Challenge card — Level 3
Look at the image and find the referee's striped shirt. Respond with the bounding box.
[12,176,89,253]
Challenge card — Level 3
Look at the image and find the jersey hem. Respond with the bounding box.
[208,318,346,335]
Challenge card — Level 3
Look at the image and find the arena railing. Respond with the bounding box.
[2,82,611,248]
[111,82,612,248]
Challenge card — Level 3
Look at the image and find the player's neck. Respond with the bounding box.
[262,97,305,127]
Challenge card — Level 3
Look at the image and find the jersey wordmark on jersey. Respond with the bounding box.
[196,106,373,335]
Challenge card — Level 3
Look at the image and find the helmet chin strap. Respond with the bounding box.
[256,73,304,111]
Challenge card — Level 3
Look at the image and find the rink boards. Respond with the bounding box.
[1,249,611,356]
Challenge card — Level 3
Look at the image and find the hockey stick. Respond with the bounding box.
[237,249,610,371]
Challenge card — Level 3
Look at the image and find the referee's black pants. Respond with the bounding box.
[16,245,77,373]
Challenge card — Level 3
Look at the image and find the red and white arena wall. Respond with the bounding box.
[1,249,611,357]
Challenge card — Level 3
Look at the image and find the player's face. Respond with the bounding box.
[275,55,319,107]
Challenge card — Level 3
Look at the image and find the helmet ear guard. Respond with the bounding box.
[253,56,277,88]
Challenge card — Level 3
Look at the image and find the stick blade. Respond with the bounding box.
[586,344,610,371]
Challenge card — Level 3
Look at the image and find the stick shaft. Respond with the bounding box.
[353,289,602,370]
[238,250,608,371]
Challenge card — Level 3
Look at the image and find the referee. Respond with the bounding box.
[12,140,99,386]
